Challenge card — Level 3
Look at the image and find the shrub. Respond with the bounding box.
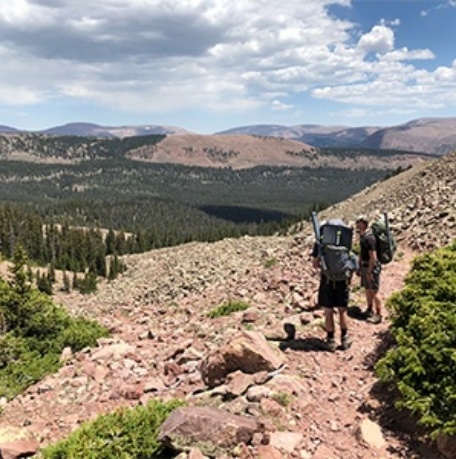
[207,300,250,318]
[0,246,109,399]
[271,391,292,407]
[264,257,278,268]
[376,241,456,437]
[41,399,184,458]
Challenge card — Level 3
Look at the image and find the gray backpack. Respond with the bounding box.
[319,220,358,282]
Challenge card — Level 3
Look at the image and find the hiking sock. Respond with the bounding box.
[326,331,335,340]
[341,328,348,338]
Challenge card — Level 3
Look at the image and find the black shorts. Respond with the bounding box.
[318,277,349,308]
[360,263,381,292]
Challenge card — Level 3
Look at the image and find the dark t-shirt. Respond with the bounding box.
[360,232,376,263]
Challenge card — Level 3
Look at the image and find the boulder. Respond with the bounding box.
[158,406,260,456]
[200,331,285,388]
[0,427,39,459]
[355,418,386,449]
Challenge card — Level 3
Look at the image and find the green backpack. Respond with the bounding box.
[371,213,397,264]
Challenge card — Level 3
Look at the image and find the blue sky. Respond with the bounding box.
[0,0,455,134]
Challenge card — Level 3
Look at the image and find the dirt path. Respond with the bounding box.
[263,248,442,459]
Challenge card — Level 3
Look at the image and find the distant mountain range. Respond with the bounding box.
[217,118,456,156]
[1,117,455,156]
[0,122,190,138]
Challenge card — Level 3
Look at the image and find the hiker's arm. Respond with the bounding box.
[366,233,377,275]
[368,249,377,275]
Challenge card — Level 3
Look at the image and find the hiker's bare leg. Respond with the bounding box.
[338,307,348,331]
[365,289,374,312]
[372,290,382,316]
[324,307,335,333]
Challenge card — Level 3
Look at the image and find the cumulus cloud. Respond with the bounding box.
[357,24,395,54]
[381,48,435,62]
[0,0,455,129]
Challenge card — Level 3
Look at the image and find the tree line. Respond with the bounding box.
[0,203,305,294]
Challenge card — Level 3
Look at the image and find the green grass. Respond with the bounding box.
[263,257,278,268]
[207,300,250,318]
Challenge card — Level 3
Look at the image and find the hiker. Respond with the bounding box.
[311,217,357,351]
[355,215,383,324]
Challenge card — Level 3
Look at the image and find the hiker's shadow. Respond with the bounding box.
[278,337,328,352]
[270,323,329,352]
[347,305,369,321]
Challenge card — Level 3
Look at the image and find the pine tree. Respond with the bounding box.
[48,263,56,283]
[79,269,97,294]
[9,243,30,296]
[37,271,53,295]
[62,270,71,293]
[72,271,79,290]
[108,255,118,281]
[106,229,116,255]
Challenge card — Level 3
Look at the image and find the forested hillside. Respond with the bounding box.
[0,132,422,295]
[0,157,391,288]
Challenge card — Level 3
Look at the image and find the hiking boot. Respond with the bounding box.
[367,314,382,324]
[325,337,336,352]
[362,309,373,318]
[341,335,352,350]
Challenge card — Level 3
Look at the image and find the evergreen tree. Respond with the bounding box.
[105,229,116,255]
[48,263,56,283]
[115,231,127,255]
[37,271,53,295]
[79,269,98,294]
[108,255,118,281]
[72,271,79,290]
[62,270,71,293]
[95,247,107,277]
[9,243,30,296]
[26,263,34,284]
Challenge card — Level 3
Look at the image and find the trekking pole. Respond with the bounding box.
[311,211,320,242]
[384,212,393,255]
[311,211,327,271]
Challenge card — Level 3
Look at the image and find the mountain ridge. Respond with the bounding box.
[1,116,455,156]
[0,130,438,171]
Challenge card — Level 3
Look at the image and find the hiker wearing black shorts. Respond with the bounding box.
[356,216,383,324]
[311,241,353,352]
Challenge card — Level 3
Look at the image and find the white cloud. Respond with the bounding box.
[357,24,395,54]
[381,47,435,62]
[272,100,294,111]
[0,0,455,129]
[312,59,456,110]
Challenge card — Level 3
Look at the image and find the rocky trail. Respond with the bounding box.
[0,151,455,458]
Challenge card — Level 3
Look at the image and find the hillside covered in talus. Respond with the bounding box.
[0,151,455,458]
